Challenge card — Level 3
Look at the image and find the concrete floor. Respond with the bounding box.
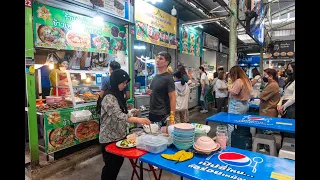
[43,109,220,180]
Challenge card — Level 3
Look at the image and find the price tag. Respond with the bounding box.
[25,0,32,7]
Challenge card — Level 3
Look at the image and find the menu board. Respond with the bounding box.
[33,2,126,54]
[72,0,129,20]
[180,26,203,57]
[44,105,100,153]
[134,0,177,49]
[203,33,219,51]
[269,41,295,59]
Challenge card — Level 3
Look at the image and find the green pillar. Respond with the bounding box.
[128,24,134,99]
[228,0,238,70]
[26,5,39,166]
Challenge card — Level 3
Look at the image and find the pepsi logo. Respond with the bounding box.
[248,117,264,120]
[218,152,252,167]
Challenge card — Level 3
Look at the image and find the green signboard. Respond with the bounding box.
[33,2,126,54]
[180,26,203,57]
[44,105,100,153]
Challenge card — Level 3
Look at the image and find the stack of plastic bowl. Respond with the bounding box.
[193,136,220,155]
[172,123,195,150]
[194,129,207,141]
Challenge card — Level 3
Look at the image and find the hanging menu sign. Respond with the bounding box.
[180,26,203,57]
[270,41,295,59]
[134,0,177,49]
[33,2,126,54]
[72,0,129,20]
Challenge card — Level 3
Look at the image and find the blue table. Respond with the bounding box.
[139,146,295,180]
[206,112,295,133]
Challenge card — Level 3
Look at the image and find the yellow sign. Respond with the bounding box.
[135,0,177,49]
[270,172,294,180]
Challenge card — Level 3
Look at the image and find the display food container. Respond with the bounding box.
[54,96,63,103]
[70,110,92,123]
[136,134,168,153]
[46,96,56,105]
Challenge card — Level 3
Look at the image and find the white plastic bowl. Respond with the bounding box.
[143,124,159,133]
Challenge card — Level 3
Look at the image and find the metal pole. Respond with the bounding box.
[260,45,264,73]
[228,0,238,69]
[26,4,39,167]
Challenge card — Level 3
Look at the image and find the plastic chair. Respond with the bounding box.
[278,146,295,160]
[252,134,277,156]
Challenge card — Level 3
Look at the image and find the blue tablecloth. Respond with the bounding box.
[140,146,295,180]
[206,112,295,133]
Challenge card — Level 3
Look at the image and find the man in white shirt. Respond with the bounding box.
[199,66,209,113]
[212,67,225,108]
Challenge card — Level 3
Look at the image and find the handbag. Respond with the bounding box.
[200,94,204,101]
[283,103,295,119]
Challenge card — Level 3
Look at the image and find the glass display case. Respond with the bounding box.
[56,70,107,107]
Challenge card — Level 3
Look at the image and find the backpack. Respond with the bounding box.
[96,90,108,115]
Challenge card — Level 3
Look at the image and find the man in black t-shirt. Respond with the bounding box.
[147,51,176,125]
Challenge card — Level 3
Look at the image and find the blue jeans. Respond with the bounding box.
[200,85,209,110]
[227,99,249,145]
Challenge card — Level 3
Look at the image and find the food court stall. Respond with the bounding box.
[179,22,203,109]
[133,0,178,117]
[27,0,132,159]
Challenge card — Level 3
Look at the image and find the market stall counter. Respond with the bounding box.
[206,112,295,133]
[139,146,295,180]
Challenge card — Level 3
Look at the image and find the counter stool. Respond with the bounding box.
[282,137,295,148]
[278,146,295,160]
[252,134,277,156]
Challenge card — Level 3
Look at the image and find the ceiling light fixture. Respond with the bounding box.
[171,6,177,16]
[93,15,104,26]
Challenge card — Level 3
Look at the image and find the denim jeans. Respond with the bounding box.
[200,85,209,110]
[227,99,249,145]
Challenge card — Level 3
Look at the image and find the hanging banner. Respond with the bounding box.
[180,26,202,57]
[44,105,100,153]
[33,2,126,54]
[134,0,177,49]
[25,4,34,58]
[250,0,265,45]
[72,0,129,20]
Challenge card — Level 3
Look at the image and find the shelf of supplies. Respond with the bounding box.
[74,102,97,108]
[57,85,101,88]
[68,70,108,75]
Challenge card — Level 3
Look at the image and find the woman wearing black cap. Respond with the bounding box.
[49,58,70,96]
[99,69,151,180]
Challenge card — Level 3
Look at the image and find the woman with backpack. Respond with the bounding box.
[99,69,151,180]
[173,70,190,123]
[227,66,253,146]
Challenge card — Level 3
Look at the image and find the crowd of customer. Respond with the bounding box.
[97,51,295,179]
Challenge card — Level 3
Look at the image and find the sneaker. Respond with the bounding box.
[200,110,208,113]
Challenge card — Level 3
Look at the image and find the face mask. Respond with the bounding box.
[262,76,269,83]
[286,69,293,76]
